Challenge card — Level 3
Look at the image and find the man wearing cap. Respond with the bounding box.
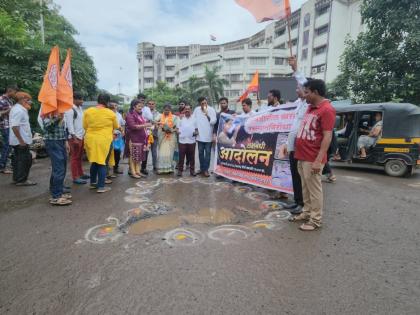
[9,92,36,186]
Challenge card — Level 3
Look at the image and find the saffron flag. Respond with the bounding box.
[57,48,73,113]
[238,71,259,102]
[38,46,60,115]
[235,0,291,23]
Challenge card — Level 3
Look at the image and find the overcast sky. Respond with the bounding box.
[54,0,306,96]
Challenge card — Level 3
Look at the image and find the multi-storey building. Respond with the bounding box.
[137,0,363,101]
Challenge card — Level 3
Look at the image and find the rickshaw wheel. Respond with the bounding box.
[384,160,408,177]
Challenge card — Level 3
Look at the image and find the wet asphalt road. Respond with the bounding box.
[1,159,420,315]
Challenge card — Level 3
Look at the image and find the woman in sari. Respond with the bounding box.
[156,104,179,174]
[83,94,119,193]
[125,100,152,178]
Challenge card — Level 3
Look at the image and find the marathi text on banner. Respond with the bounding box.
[214,105,297,193]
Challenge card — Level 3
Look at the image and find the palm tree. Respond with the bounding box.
[197,66,228,106]
[183,75,204,104]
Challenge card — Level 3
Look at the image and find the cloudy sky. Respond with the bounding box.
[54,0,305,96]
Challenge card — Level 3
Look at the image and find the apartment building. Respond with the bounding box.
[137,0,363,99]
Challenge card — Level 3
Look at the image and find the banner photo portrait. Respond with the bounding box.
[214,104,297,193]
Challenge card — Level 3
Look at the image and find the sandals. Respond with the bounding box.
[105,178,113,184]
[299,222,321,231]
[97,187,111,193]
[288,213,309,222]
[15,180,37,186]
[326,174,337,183]
[50,197,72,206]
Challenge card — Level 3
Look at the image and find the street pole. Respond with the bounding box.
[40,0,45,45]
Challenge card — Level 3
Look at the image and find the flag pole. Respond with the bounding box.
[287,15,293,58]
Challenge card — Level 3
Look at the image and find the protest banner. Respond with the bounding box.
[214,104,297,193]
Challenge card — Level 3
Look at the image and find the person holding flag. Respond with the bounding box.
[39,47,74,205]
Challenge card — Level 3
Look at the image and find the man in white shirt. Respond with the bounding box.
[9,92,36,186]
[281,56,309,214]
[193,97,217,177]
[177,104,198,176]
[64,92,87,184]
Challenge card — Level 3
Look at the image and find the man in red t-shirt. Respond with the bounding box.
[290,79,336,231]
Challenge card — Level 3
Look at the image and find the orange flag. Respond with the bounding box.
[238,71,259,102]
[235,0,291,23]
[57,49,73,113]
[38,46,60,115]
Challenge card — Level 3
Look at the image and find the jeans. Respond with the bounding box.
[45,140,67,198]
[11,145,32,183]
[90,163,106,189]
[178,143,195,173]
[289,151,303,206]
[197,141,212,172]
[69,138,84,180]
[0,128,11,169]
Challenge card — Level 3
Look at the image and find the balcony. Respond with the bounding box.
[313,32,329,48]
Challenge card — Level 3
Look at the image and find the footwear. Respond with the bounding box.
[80,174,90,180]
[288,213,309,222]
[97,187,111,193]
[62,193,72,199]
[108,174,117,179]
[89,183,97,189]
[190,171,197,177]
[289,205,303,215]
[0,168,12,174]
[15,180,37,186]
[105,178,113,184]
[326,174,337,183]
[177,171,182,177]
[283,203,298,210]
[50,197,72,206]
[73,178,87,185]
[202,171,210,177]
[141,169,149,175]
[130,174,141,179]
[114,169,123,174]
[299,221,320,231]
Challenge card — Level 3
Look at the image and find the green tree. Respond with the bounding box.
[144,81,184,111]
[0,0,98,127]
[332,0,420,104]
[198,66,228,106]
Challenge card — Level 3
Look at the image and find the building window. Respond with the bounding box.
[144,55,153,60]
[303,30,310,46]
[291,38,298,46]
[311,64,326,74]
[275,28,286,38]
[179,54,189,59]
[225,58,241,66]
[230,74,241,82]
[274,57,285,65]
[274,43,286,49]
[301,48,308,60]
[145,78,154,83]
[304,13,311,27]
[166,66,175,71]
[290,21,299,30]
[138,79,141,85]
[230,90,241,97]
[144,67,153,72]
[166,54,176,59]
[249,57,266,65]
[316,24,329,36]
[181,68,188,75]
[316,4,330,17]
[166,77,174,83]
[314,45,327,55]
[193,64,202,71]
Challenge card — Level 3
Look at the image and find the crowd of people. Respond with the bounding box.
[0,57,354,231]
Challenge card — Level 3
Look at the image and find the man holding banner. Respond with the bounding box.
[290,79,335,231]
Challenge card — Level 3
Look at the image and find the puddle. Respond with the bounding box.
[181,207,235,225]
[129,213,181,235]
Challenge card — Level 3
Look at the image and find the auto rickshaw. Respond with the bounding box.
[332,103,420,177]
